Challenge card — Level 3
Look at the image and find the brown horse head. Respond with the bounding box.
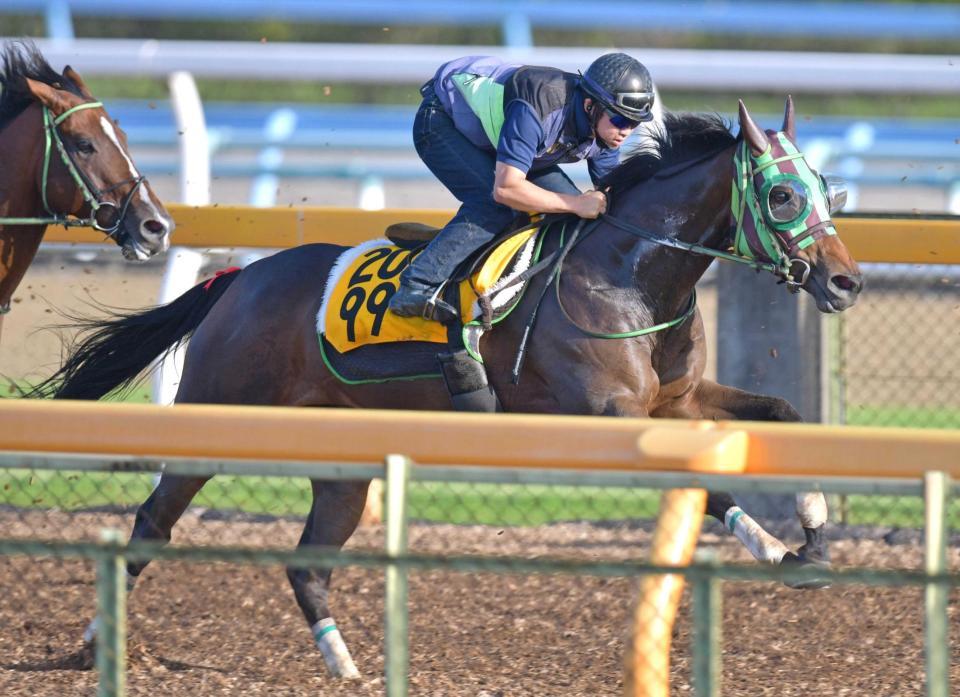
[0,41,173,262]
[736,97,862,313]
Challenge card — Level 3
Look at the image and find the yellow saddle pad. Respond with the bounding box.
[318,229,538,353]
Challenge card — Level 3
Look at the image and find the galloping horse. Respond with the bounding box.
[35,98,861,678]
[0,41,173,343]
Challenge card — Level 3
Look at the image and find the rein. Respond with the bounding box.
[509,217,698,383]
[597,136,835,294]
[599,212,781,275]
[0,102,144,238]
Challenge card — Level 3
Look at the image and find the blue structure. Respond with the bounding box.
[6,0,960,45]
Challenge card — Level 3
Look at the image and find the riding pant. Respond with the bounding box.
[400,84,581,290]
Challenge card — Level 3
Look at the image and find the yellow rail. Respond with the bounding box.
[624,429,748,697]
[1,400,958,478]
[42,206,960,265]
[1,400,956,697]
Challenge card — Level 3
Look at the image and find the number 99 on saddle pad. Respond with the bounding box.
[317,232,538,354]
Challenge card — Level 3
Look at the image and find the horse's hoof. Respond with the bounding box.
[779,551,833,590]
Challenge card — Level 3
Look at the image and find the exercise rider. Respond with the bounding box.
[388,52,656,323]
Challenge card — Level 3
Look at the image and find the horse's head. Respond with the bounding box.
[733,98,862,312]
[23,65,173,260]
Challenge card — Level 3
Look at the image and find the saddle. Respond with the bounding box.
[384,221,441,248]
[316,217,559,411]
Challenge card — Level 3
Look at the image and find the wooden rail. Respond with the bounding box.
[2,400,958,696]
[42,206,960,265]
[2,400,959,478]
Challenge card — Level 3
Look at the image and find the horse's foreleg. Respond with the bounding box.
[705,491,790,563]
[658,379,830,588]
[83,474,210,644]
[288,479,370,679]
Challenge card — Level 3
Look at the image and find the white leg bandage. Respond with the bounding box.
[796,492,828,529]
[725,506,789,564]
[82,571,138,643]
[82,616,99,644]
[312,617,360,679]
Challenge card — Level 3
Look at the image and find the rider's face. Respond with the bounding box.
[587,100,638,149]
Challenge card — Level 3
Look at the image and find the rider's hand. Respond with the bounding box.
[574,190,607,219]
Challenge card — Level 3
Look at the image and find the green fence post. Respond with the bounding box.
[924,471,949,697]
[96,528,127,697]
[384,454,411,697]
[691,558,722,697]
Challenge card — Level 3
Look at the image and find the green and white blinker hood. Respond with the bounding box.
[731,130,845,292]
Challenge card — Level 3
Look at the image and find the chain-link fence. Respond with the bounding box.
[833,262,960,429]
[0,458,956,696]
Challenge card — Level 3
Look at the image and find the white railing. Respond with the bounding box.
[7,39,958,94]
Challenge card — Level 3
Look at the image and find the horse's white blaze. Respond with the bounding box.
[312,617,360,679]
[725,506,789,564]
[98,116,166,222]
[796,491,828,528]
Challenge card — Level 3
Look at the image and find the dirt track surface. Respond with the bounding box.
[0,510,957,696]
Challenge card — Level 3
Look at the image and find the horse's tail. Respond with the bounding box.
[26,268,242,400]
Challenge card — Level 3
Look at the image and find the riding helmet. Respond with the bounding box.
[580,53,655,123]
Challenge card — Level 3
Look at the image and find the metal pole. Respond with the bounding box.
[159,70,210,409]
[384,454,411,697]
[691,566,722,697]
[167,71,211,206]
[44,0,75,41]
[626,488,708,697]
[96,529,127,697]
[151,247,205,406]
[924,471,950,697]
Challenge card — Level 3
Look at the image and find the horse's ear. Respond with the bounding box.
[24,77,69,115]
[738,99,769,157]
[63,65,94,100]
[782,95,796,140]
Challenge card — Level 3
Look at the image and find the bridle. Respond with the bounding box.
[509,122,845,374]
[0,101,145,239]
[599,133,842,294]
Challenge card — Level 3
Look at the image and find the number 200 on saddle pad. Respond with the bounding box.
[317,229,539,354]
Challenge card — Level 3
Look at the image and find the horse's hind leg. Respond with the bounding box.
[83,474,210,643]
[288,479,370,679]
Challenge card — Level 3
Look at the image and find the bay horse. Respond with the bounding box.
[34,98,861,678]
[0,41,173,343]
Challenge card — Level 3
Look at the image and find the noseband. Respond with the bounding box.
[0,101,145,240]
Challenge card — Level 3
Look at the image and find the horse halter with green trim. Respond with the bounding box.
[731,132,840,293]
[0,101,145,239]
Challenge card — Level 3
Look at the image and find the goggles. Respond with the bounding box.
[613,92,655,120]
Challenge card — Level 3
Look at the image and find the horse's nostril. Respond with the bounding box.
[832,274,861,294]
[142,219,167,236]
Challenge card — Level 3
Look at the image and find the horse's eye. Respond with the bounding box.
[76,139,95,155]
[772,190,790,206]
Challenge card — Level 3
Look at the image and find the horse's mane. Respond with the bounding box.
[598,111,737,195]
[0,40,82,132]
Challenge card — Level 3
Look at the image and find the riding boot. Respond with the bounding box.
[389,282,459,323]
[388,220,497,323]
